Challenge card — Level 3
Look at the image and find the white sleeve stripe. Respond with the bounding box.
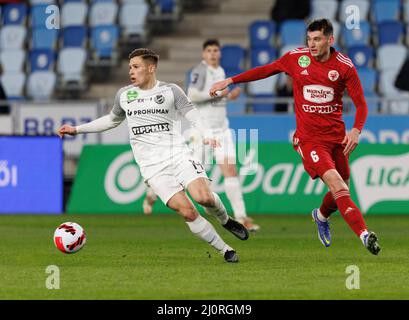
[336,55,353,68]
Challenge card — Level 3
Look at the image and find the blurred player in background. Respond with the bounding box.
[58,48,249,263]
[144,39,260,232]
[210,19,381,255]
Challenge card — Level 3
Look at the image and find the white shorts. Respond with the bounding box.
[187,128,236,166]
[145,153,208,205]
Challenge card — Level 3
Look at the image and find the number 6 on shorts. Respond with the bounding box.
[310,150,319,163]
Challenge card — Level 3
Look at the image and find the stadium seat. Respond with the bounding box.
[249,20,276,49]
[62,26,88,47]
[61,2,88,27]
[377,21,404,45]
[31,4,51,28]
[27,71,56,100]
[89,1,118,27]
[156,0,177,13]
[310,0,338,20]
[221,45,246,70]
[32,28,58,49]
[29,49,55,71]
[377,44,407,71]
[339,0,370,22]
[332,21,341,45]
[372,0,400,23]
[279,20,306,46]
[250,48,276,68]
[30,0,56,4]
[379,68,401,95]
[119,2,149,42]
[348,45,374,68]
[90,25,119,60]
[252,96,276,113]
[2,3,27,25]
[357,67,377,93]
[57,47,86,82]
[342,21,371,47]
[224,68,244,79]
[0,50,25,73]
[0,26,26,50]
[0,73,26,99]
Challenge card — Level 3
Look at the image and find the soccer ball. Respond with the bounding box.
[53,222,86,254]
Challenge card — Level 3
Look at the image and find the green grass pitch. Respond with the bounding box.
[0,214,408,299]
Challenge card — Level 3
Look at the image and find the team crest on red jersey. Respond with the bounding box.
[328,70,339,81]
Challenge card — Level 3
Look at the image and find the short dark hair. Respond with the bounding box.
[129,48,159,65]
[307,18,333,37]
[203,39,220,50]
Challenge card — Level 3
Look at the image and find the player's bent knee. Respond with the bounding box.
[195,193,215,207]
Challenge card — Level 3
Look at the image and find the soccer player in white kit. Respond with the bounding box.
[144,40,260,232]
[58,48,249,263]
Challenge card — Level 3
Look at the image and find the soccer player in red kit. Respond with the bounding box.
[210,19,381,255]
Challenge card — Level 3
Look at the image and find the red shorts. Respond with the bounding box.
[292,137,350,180]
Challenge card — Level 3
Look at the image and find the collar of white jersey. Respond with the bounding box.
[135,80,160,92]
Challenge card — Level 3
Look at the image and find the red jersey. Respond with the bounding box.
[231,47,368,143]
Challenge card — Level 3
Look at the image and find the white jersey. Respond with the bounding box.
[187,61,228,129]
[112,81,195,178]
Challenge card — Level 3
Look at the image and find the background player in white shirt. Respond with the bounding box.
[58,48,249,263]
[188,39,260,232]
[144,40,260,232]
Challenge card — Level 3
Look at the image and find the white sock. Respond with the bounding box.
[224,176,247,220]
[317,209,328,222]
[203,192,229,225]
[186,215,232,254]
[359,230,369,245]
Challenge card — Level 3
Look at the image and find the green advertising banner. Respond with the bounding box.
[67,143,409,215]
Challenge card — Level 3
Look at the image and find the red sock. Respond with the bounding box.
[319,191,338,218]
[333,189,367,237]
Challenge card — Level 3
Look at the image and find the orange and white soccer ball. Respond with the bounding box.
[53,222,86,254]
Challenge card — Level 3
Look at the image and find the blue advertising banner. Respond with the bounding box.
[229,115,409,143]
[0,136,63,214]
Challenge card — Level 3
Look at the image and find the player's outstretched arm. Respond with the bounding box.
[209,78,233,97]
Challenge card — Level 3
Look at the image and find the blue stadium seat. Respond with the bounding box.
[279,20,306,46]
[27,71,56,101]
[372,0,400,23]
[29,0,56,4]
[62,26,88,47]
[61,2,88,27]
[249,20,276,49]
[339,0,370,22]
[250,48,277,68]
[377,21,404,45]
[221,45,246,70]
[31,4,50,28]
[348,45,374,68]
[156,0,176,13]
[0,50,25,73]
[32,28,58,49]
[2,3,27,25]
[224,68,244,79]
[29,49,55,71]
[342,21,371,47]
[357,67,377,93]
[404,0,409,23]
[90,25,119,59]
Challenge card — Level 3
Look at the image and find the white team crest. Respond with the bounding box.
[328,70,339,81]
